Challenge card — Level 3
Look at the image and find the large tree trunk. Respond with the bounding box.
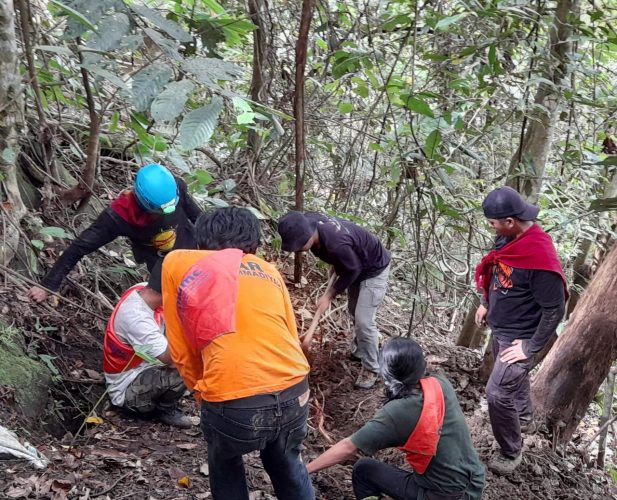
[475,0,579,374]
[506,0,580,203]
[0,0,26,266]
[531,242,617,443]
[292,0,314,283]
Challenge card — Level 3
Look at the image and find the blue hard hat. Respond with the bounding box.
[134,164,179,214]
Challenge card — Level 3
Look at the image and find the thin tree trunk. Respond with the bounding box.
[506,0,580,202]
[0,0,26,266]
[293,0,314,283]
[60,54,100,208]
[532,243,617,443]
[457,296,487,349]
[247,0,268,162]
[597,365,616,468]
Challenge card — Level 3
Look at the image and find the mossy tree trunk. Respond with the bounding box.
[0,0,26,267]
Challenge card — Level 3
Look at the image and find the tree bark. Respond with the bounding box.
[506,0,580,203]
[456,295,487,349]
[247,0,269,162]
[476,0,579,375]
[60,55,100,208]
[532,243,617,443]
[293,0,314,283]
[0,0,27,266]
[597,365,616,467]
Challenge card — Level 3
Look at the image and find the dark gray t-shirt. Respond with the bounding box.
[350,374,485,499]
[306,213,390,296]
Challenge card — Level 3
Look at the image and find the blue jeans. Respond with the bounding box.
[201,390,314,500]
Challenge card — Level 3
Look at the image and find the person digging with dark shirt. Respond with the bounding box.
[278,211,390,389]
[28,163,202,303]
[475,186,568,475]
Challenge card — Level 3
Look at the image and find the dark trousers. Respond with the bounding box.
[352,458,464,500]
[486,337,534,458]
[201,389,314,500]
[123,366,185,413]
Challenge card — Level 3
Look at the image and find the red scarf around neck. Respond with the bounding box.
[475,224,569,300]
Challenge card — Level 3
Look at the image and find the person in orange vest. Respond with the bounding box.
[103,281,192,428]
[306,337,485,500]
[162,207,313,500]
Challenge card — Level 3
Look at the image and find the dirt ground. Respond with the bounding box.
[1,267,616,500]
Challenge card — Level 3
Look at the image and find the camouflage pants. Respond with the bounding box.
[123,366,186,414]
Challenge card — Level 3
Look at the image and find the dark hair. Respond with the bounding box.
[379,337,427,401]
[195,207,261,254]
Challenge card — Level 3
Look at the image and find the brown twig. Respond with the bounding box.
[0,263,108,321]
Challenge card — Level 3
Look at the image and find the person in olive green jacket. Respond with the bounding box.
[307,337,485,500]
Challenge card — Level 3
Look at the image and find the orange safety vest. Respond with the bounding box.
[399,377,445,474]
[177,248,243,350]
[103,284,164,374]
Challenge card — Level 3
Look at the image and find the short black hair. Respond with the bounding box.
[195,207,260,254]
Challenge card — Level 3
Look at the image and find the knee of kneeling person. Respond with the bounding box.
[352,457,376,479]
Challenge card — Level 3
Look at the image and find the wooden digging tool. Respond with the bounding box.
[301,272,337,353]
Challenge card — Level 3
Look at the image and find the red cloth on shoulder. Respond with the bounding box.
[475,224,568,300]
[110,190,157,227]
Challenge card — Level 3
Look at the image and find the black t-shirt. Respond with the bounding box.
[487,263,565,342]
[306,213,391,296]
[41,177,202,292]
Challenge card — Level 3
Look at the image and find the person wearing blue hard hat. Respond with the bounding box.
[28,163,202,302]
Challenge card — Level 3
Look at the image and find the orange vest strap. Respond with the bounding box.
[399,376,445,474]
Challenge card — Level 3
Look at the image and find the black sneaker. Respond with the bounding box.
[158,408,194,429]
[520,419,537,434]
[349,352,362,364]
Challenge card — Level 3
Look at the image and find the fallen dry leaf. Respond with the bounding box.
[178,475,190,488]
[5,486,32,499]
[176,442,198,450]
[85,416,104,425]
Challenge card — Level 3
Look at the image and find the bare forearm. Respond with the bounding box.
[306,437,357,473]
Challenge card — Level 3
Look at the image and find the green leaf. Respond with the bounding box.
[182,57,244,87]
[35,44,74,57]
[404,96,434,118]
[133,345,165,366]
[86,12,130,52]
[39,226,73,239]
[82,64,128,90]
[232,97,252,113]
[245,206,267,220]
[193,169,214,186]
[237,112,255,124]
[31,239,45,250]
[38,354,61,377]
[435,13,468,31]
[130,63,172,112]
[338,102,353,113]
[143,28,182,61]
[49,0,97,32]
[151,80,194,123]
[179,97,224,150]
[130,3,192,43]
[166,149,190,173]
[425,130,442,160]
